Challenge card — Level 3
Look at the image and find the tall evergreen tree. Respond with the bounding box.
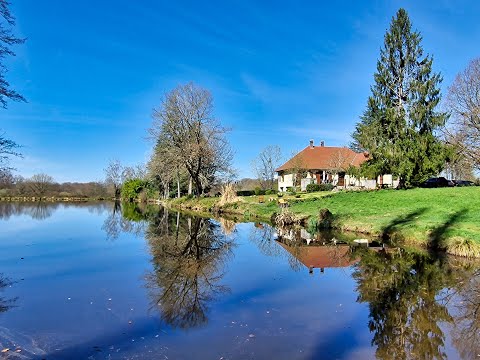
[352,9,448,188]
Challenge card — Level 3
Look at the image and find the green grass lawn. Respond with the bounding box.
[164,187,480,256]
[288,187,480,245]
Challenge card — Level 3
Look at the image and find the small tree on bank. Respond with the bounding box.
[252,145,282,190]
[104,159,123,199]
[352,9,448,188]
[28,173,54,196]
[149,83,233,196]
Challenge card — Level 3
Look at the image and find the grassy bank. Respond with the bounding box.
[164,187,480,257]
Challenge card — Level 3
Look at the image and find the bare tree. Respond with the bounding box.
[445,58,480,171]
[122,163,147,183]
[0,132,21,172]
[150,82,233,196]
[0,0,26,108]
[252,145,282,189]
[28,173,54,196]
[104,159,123,199]
[147,142,178,199]
[0,2,25,175]
[0,168,13,188]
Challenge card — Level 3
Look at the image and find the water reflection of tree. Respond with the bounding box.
[145,211,234,329]
[0,202,59,220]
[101,202,147,241]
[451,266,480,359]
[352,247,480,360]
[249,223,283,257]
[0,201,110,221]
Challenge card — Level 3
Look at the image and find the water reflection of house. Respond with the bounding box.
[277,242,358,272]
[275,227,358,273]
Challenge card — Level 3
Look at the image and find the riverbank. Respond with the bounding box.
[162,187,480,257]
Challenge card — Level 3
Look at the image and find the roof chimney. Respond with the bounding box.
[320,140,325,147]
[309,139,314,148]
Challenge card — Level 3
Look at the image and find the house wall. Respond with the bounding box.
[279,171,398,191]
[344,175,377,189]
[278,173,295,192]
[343,174,398,189]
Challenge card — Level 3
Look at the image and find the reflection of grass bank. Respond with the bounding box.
[163,187,480,257]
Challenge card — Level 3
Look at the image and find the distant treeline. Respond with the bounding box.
[0,172,111,199]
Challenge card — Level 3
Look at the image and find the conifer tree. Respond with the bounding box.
[352,8,448,188]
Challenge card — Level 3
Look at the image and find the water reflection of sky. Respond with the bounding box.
[0,202,477,359]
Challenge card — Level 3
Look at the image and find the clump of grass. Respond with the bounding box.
[274,209,297,226]
[446,237,480,258]
[218,183,238,206]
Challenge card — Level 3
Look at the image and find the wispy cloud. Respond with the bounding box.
[10,155,65,180]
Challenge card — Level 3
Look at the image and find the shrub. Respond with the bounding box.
[265,189,276,195]
[319,183,334,191]
[121,179,147,201]
[306,183,321,193]
[236,190,255,196]
[318,208,334,229]
[286,187,296,195]
[254,187,266,195]
[446,237,480,258]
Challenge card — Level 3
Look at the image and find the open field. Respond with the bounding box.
[165,187,480,257]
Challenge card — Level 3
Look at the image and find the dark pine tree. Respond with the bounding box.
[352,8,448,188]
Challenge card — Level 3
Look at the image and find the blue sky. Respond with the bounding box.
[2,0,480,182]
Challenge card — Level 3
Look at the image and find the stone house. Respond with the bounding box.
[276,140,398,191]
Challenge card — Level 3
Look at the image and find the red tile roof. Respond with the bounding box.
[276,146,367,172]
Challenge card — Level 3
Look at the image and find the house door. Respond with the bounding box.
[337,173,345,187]
[316,173,321,184]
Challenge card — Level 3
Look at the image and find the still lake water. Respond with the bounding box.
[0,202,479,359]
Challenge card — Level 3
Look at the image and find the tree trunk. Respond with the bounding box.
[176,173,181,198]
[188,177,192,195]
[195,179,202,197]
[114,186,121,199]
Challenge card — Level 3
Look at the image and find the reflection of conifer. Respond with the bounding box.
[145,213,234,329]
[352,248,459,360]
